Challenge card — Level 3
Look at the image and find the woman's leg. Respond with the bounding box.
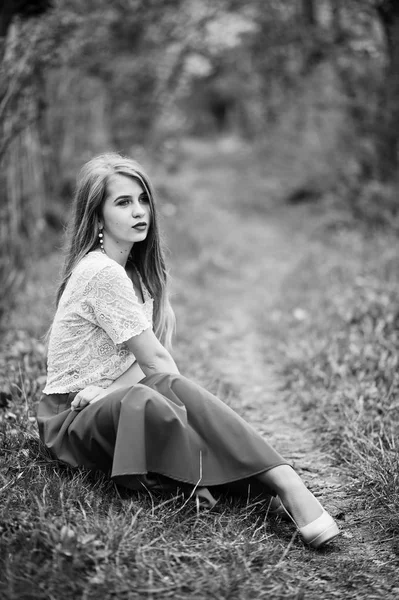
[102,373,335,536]
[257,465,324,527]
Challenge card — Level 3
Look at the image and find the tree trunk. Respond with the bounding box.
[301,0,316,26]
[0,0,16,61]
[331,0,343,43]
[300,0,324,74]
[0,0,15,39]
[376,0,399,180]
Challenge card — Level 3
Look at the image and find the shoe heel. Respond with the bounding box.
[276,496,340,549]
[307,522,340,549]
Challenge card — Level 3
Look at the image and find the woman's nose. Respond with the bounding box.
[132,200,145,216]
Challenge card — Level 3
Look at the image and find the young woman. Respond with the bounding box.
[37,153,340,549]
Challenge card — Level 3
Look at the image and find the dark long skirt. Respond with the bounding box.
[37,373,288,496]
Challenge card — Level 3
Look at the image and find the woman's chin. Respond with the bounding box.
[131,231,148,241]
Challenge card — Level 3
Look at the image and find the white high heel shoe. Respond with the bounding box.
[278,496,340,548]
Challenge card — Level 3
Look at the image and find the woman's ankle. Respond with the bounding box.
[258,464,302,495]
[258,466,325,528]
[279,486,324,528]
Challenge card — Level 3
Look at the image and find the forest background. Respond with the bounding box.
[2,0,399,287]
[1,0,399,598]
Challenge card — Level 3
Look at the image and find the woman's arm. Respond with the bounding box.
[125,327,179,377]
[71,328,179,411]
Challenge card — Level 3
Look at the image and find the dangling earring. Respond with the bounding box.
[99,227,105,254]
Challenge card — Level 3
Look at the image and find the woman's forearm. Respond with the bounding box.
[106,361,145,392]
[105,352,179,395]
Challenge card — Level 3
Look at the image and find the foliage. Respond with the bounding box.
[0,3,83,324]
[1,0,399,329]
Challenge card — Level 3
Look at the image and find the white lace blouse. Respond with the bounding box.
[43,251,154,394]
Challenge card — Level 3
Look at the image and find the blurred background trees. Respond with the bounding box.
[0,0,398,322]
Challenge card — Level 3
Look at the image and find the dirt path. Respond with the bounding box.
[164,138,396,598]
[169,138,344,490]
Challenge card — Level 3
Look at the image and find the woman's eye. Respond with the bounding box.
[117,196,148,206]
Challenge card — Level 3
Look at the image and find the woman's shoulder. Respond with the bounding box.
[74,251,126,279]
[64,252,128,297]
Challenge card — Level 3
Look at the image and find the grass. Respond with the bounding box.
[271,226,399,544]
[1,413,301,599]
[0,139,314,600]
[2,135,399,598]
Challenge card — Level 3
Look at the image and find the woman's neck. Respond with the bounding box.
[102,240,133,267]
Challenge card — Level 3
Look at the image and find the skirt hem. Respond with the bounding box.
[111,461,290,488]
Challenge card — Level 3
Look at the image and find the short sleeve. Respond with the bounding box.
[81,263,151,344]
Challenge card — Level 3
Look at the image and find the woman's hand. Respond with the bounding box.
[70,385,106,412]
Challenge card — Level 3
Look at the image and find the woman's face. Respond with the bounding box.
[101,173,151,249]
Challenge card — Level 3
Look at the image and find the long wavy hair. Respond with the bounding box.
[56,153,175,349]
